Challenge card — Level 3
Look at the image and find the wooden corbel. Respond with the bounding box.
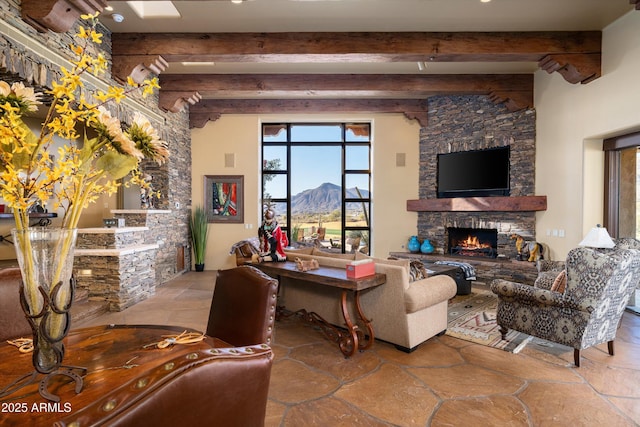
[631,0,640,10]
[538,53,601,84]
[403,112,428,127]
[111,55,168,84]
[488,90,533,112]
[190,112,222,129]
[159,91,203,113]
[21,0,107,33]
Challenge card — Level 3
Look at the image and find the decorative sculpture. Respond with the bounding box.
[254,202,288,262]
[510,234,544,262]
[294,257,319,272]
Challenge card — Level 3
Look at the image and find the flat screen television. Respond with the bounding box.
[437,146,510,198]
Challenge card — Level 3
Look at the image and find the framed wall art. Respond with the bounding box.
[204,175,244,223]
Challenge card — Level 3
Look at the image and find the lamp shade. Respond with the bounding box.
[578,225,615,249]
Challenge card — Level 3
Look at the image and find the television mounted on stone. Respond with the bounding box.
[437,146,510,198]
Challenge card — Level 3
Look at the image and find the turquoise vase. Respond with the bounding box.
[408,236,420,253]
[420,239,434,254]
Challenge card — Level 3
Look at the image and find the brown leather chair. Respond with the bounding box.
[0,267,31,342]
[206,265,278,347]
[59,345,274,427]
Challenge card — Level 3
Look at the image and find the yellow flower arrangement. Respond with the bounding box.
[0,13,168,370]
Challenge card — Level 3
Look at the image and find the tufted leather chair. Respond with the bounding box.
[60,345,274,427]
[206,265,279,347]
[0,267,31,342]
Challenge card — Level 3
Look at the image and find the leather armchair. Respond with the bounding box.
[59,345,274,427]
[491,246,640,366]
[206,265,278,347]
[0,267,31,342]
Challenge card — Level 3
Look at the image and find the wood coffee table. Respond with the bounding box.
[250,261,386,357]
[0,325,241,426]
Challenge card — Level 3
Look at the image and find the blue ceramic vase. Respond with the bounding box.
[408,236,420,253]
[420,239,434,254]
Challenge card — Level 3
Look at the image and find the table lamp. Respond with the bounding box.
[578,224,615,248]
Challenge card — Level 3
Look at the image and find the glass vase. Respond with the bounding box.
[12,227,78,374]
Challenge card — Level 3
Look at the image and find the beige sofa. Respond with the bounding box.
[281,248,457,352]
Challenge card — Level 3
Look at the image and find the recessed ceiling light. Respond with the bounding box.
[231,0,244,4]
[105,6,114,12]
[127,1,181,19]
[111,13,125,23]
[481,0,491,3]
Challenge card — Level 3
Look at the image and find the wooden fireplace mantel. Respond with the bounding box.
[406,196,547,212]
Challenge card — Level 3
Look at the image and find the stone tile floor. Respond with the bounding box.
[78,271,640,426]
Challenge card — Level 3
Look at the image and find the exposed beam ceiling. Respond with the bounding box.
[110,31,598,125]
[17,0,638,127]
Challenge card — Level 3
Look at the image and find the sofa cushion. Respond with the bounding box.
[354,253,411,273]
[311,248,356,260]
[550,270,567,293]
[285,247,314,256]
[405,275,457,314]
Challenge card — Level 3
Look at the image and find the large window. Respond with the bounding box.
[262,123,371,254]
[603,131,640,239]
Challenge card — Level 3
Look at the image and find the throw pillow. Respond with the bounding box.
[408,260,429,282]
[550,270,567,293]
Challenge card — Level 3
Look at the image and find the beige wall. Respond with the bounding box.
[191,113,420,270]
[535,11,640,259]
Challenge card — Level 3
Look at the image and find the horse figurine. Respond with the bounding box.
[510,234,544,262]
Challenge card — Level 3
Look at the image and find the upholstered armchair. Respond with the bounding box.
[491,246,640,366]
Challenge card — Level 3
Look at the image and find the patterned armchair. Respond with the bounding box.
[534,237,640,290]
[491,246,640,366]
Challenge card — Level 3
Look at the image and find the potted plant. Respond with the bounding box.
[189,206,209,271]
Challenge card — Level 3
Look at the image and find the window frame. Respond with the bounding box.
[261,122,372,254]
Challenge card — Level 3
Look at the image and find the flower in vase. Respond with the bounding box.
[0,12,169,368]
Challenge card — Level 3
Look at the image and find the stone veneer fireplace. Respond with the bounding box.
[416,95,538,260]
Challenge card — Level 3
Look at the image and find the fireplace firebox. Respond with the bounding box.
[447,227,498,258]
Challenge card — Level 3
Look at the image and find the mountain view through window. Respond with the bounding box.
[262,123,371,254]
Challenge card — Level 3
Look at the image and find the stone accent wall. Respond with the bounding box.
[75,249,158,311]
[417,96,537,259]
[75,227,159,311]
[77,228,148,249]
[0,2,192,280]
[112,211,186,283]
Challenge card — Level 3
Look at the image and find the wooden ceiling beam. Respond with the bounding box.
[159,73,532,96]
[158,73,533,114]
[112,31,601,86]
[189,99,431,129]
[112,31,601,62]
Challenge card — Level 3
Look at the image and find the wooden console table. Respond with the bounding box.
[0,325,250,426]
[250,261,386,357]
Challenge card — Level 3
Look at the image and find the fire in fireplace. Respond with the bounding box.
[447,227,498,258]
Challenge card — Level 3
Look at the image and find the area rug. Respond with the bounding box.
[446,288,532,353]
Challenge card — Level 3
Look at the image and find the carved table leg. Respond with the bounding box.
[339,289,359,357]
[353,290,375,351]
